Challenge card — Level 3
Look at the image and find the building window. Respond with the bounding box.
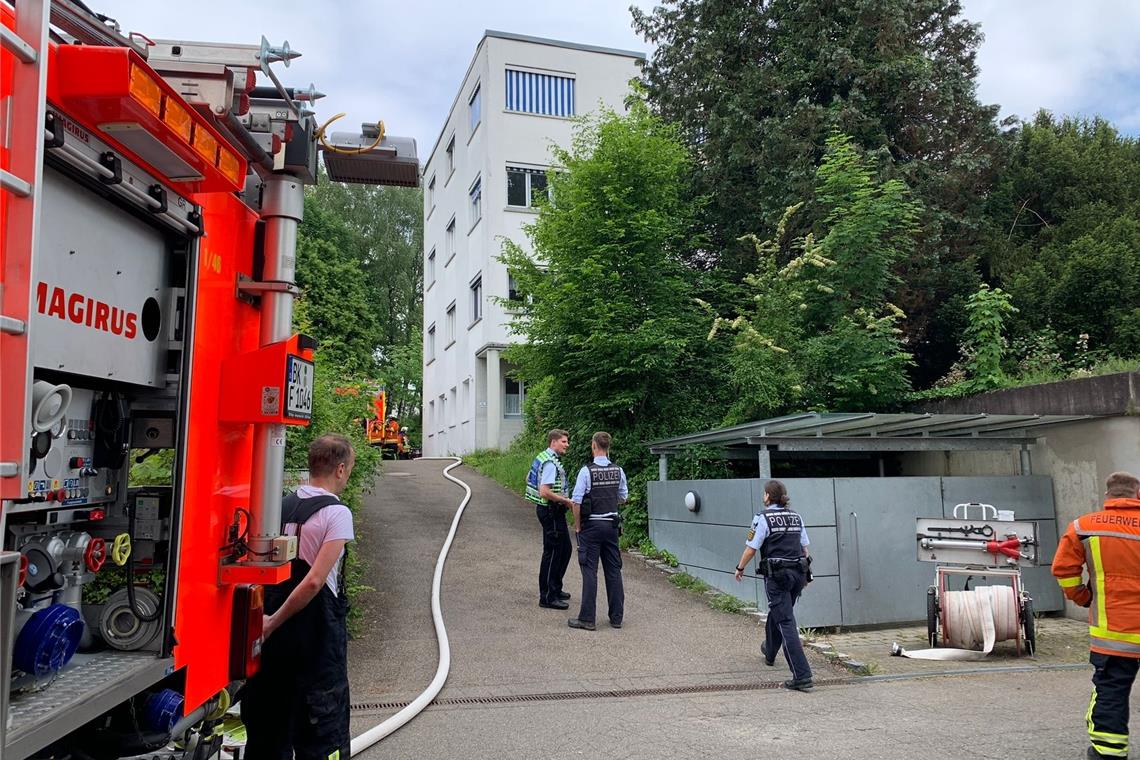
[427,248,436,286]
[446,218,456,262]
[449,386,457,425]
[506,166,549,208]
[505,69,575,117]
[428,175,436,211]
[439,394,446,431]
[470,276,482,323]
[428,400,434,428]
[446,136,455,177]
[446,303,456,346]
[505,377,524,417]
[469,84,481,133]
[507,273,522,304]
[469,176,482,227]
[427,324,436,361]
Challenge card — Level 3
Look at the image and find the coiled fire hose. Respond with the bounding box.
[893,585,1020,661]
[350,457,472,754]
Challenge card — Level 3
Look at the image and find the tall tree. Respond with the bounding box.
[632,0,1007,382]
[305,180,424,352]
[984,113,1140,360]
[714,133,920,421]
[296,178,424,422]
[502,103,730,542]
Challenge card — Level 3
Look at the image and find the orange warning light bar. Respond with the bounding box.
[51,45,247,194]
[128,63,162,117]
[162,97,194,143]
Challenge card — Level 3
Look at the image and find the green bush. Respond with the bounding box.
[463,444,535,499]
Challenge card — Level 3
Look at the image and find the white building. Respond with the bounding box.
[421,30,644,456]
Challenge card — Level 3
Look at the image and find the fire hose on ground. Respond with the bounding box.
[349,457,472,755]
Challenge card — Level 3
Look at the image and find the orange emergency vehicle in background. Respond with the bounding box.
[0,2,417,757]
[364,388,412,458]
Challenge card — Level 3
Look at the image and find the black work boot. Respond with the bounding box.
[783,678,814,692]
[567,618,596,631]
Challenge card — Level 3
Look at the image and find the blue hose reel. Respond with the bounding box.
[13,604,83,677]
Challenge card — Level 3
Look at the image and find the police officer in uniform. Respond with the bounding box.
[525,428,575,609]
[242,434,356,759]
[734,479,813,691]
[568,431,628,631]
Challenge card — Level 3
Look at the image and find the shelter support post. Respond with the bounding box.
[758,446,771,478]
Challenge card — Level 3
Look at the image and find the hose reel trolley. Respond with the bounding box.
[916,502,1041,656]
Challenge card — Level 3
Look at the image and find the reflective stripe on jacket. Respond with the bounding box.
[1052,498,1140,658]
[525,449,565,505]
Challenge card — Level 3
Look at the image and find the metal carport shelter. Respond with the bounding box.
[646,412,1094,627]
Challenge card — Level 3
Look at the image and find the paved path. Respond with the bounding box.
[345,459,1134,759]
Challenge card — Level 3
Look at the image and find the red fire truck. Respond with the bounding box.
[0,2,417,757]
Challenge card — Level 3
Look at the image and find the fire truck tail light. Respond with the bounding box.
[128,64,163,118]
[162,98,194,143]
[217,148,243,186]
[230,584,264,680]
[191,123,219,164]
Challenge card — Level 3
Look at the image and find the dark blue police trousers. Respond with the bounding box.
[764,567,812,682]
[576,519,624,625]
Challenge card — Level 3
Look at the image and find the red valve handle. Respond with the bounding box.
[85,537,108,572]
[986,538,1022,559]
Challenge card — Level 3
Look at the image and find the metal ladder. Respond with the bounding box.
[1,0,50,495]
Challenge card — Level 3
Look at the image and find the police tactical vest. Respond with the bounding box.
[581,462,621,519]
[525,450,565,506]
[759,505,804,561]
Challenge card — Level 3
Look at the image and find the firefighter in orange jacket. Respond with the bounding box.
[1053,471,1140,760]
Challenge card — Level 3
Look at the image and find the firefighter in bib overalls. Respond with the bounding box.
[241,434,356,759]
[1053,471,1140,760]
[526,428,575,609]
[567,431,628,631]
[734,479,814,691]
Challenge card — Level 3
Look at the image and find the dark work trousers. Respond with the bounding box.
[241,564,350,760]
[1087,651,1138,757]
[764,567,812,682]
[576,519,624,625]
[536,503,571,604]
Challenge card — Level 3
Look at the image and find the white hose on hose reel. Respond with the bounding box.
[892,585,1020,661]
[350,457,471,755]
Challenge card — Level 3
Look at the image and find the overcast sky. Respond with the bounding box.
[95,0,1140,157]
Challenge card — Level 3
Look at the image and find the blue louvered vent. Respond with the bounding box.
[505,69,575,117]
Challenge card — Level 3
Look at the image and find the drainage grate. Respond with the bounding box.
[350,678,852,713]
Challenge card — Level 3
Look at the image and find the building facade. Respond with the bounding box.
[421,31,643,455]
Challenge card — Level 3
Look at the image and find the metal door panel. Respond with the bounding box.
[650,520,748,574]
[837,477,943,625]
[648,478,755,524]
[775,478,837,526]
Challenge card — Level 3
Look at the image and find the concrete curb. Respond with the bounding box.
[628,549,871,676]
[802,640,871,675]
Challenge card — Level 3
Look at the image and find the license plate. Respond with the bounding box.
[285,355,314,420]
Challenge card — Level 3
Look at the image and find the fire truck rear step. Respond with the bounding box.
[5,652,172,760]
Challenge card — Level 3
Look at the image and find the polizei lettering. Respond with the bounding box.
[35,282,138,339]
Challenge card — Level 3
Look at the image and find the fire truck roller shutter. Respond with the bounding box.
[31,167,176,388]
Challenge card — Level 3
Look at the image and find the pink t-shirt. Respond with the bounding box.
[285,485,355,596]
